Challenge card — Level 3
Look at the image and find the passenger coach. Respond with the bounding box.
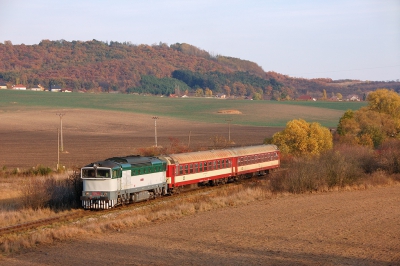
[159,144,280,193]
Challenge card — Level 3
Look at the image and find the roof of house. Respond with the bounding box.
[50,85,62,89]
[297,95,312,100]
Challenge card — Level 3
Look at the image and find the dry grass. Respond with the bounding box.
[0,171,81,229]
[1,176,399,256]
[0,182,272,255]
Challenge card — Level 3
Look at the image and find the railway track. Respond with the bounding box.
[0,175,269,237]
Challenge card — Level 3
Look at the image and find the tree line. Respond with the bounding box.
[0,40,399,99]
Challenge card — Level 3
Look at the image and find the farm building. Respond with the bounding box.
[346,94,360,101]
[297,95,315,101]
[12,84,26,90]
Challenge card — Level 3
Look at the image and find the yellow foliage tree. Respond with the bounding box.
[195,88,204,97]
[270,119,333,156]
[337,88,400,147]
[367,88,400,119]
[204,87,213,97]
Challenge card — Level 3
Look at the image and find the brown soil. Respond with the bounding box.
[3,185,400,265]
[0,108,281,169]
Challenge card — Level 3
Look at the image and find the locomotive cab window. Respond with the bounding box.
[113,170,120,178]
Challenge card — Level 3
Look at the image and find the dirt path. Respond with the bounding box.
[3,185,400,265]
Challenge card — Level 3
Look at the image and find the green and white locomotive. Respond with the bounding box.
[80,155,168,209]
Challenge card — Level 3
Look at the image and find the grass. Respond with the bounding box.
[0,90,366,127]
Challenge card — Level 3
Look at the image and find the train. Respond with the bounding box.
[80,144,280,209]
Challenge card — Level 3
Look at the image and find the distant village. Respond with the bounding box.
[0,82,363,101]
[0,83,72,93]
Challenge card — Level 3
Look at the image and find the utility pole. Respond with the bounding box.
[152,116,159,147]
[226,119,232,143]
[56,113,65,152]
[57,127,59,170]
[188,131,191,148]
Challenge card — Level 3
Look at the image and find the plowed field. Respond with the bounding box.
[0,108,281,168]
[3,185,400,265]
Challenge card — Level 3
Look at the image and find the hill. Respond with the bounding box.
[1,40,399,99]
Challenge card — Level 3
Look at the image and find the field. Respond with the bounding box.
[3,185,400,265]
[0,90,365,168]
[3,90,398,265]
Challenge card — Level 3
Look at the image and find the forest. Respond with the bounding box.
[0,39,399,100]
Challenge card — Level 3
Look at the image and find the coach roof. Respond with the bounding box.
[229,144,279,156]
[165,149,235,164]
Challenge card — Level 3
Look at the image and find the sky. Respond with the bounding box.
[0,0,399,81]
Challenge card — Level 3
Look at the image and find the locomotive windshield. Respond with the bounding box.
[81,168,111,178]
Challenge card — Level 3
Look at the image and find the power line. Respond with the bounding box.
[296,64,400,76]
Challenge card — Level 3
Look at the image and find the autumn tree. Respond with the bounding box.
[204,87,213,97]
[367,88,400,118]
[268,119,333,156]
[337,88,400,147]
[195,88,204,97]
[253,92,262,100]
[322,89,327,100]
[223,85,231,97]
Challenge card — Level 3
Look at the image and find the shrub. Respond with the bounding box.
[19,171,83,210]
[377,139,400,174]
[269,145,379,193]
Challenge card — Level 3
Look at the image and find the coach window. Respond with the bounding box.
[189,164,193,174]
[179,165,183,175]
[221,160,225,168]
[226,159,230,167]
[194,163,198,173]
[209,161,213,170]
[199,162,203,172]
[185,165,189,174]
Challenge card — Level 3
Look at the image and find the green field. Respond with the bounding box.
[0,90,366,127]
